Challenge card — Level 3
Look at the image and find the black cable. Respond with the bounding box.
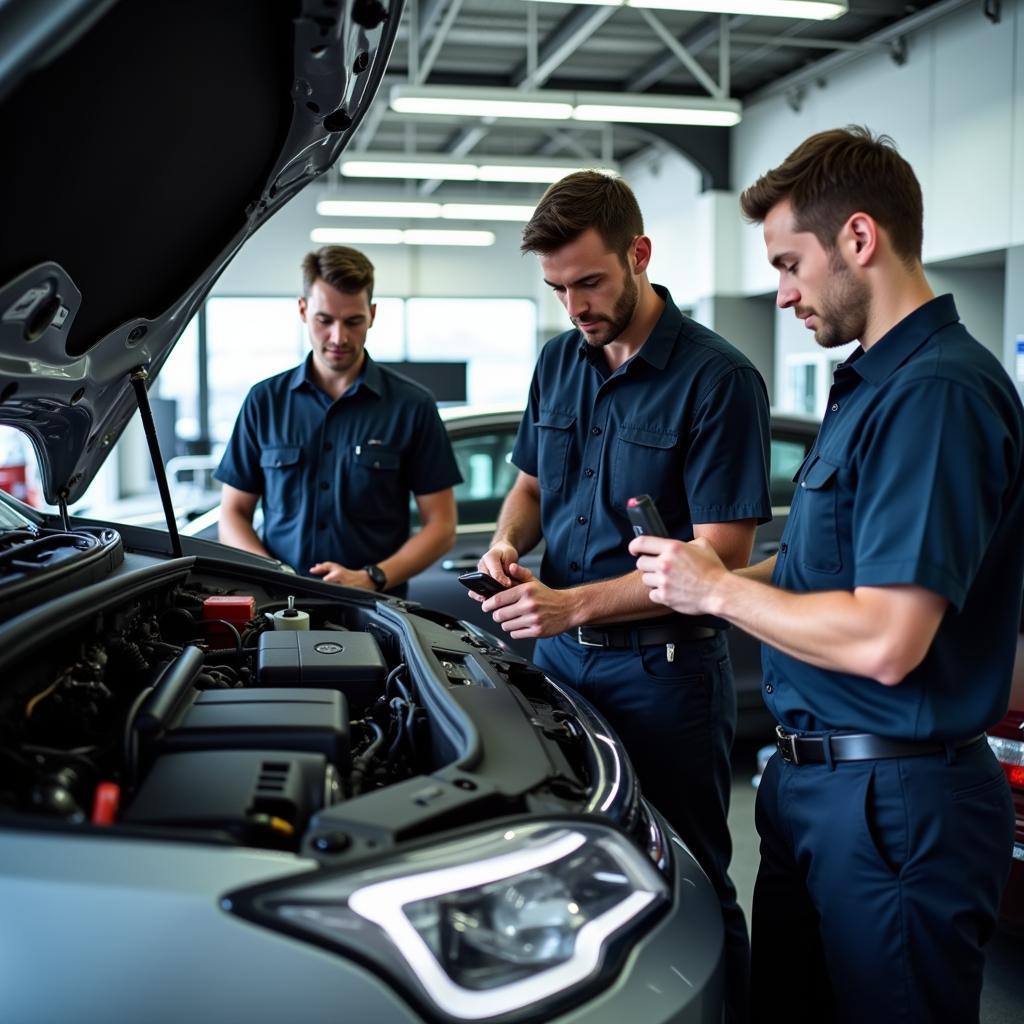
[192,619,242,654]
[122,687,154,790]
[350,720,385,796]
[385,663,411,704]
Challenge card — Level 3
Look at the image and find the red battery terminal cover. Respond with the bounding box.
[202,595,256,646]
[91,781,120,825]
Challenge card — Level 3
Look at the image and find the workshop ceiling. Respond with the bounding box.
[334,0,959,198]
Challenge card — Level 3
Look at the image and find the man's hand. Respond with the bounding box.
[309,562,375,589]
[480,563,581,639]
[476,542,519,589]
[629,535,729,616]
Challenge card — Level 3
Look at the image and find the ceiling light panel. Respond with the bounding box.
[521,0,847,17]
[310,228,495,247]
[391,84,574,120]
[317,200,442,218]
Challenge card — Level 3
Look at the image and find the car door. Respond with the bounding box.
[406,412,543,656]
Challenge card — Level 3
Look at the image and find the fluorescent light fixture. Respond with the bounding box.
[477,164,591,184]
[629,0,846,16]
[573,93,740,126]
[440,203,536,221]
[522,0,847,18]
[316,199,536,222]
[340,158,478,180]
[391,84,574,120]
[340,153,618,185]
[388,83,742,128]
[316,200,442,218]
[310,227,495,247]
[403,229,496,246]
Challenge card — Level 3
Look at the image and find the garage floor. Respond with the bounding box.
[727,741,1024,1023]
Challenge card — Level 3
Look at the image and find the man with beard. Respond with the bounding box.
[217,246,460,595]
[631,127,1024,1023]
[474,170,772,1022]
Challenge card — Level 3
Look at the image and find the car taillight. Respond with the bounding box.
[988,735,1024,789]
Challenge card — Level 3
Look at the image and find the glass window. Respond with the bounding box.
[155,318,200,442]
[770,436,811,508]
[206,298,306,444]
[405,298,535,407]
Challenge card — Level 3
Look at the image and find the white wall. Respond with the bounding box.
[625,147,704,308]
[732,0,1024,295]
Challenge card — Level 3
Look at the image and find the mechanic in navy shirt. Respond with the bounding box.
[632,128,1024,1024]
[216,246,461,596]
[476,171,772,1024]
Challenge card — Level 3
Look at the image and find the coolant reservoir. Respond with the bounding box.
[273,595,310,630]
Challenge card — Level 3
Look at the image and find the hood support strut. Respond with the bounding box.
[129,367,182,558]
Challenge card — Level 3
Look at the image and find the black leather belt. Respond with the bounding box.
[572,622,718,648]
[775,725,985,765]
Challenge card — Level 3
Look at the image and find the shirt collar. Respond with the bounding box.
[289,352,380,398]
[575,284,681,371]
[848,294,960,386]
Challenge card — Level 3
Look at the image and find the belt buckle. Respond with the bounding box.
[776,724,800,765]
[577,627,605,648]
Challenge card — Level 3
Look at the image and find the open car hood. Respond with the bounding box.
[0,0,401,505]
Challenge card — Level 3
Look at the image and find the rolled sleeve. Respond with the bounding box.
[852,380,1012,610]
[685,366,772,524]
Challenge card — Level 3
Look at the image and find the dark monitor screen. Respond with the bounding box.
[378,361,467,404]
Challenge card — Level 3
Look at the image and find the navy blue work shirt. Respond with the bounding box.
[512,286,772,614]
[216,352,461,590]
[765,295,1024,739]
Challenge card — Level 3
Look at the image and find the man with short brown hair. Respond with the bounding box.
[477,170,772,1022]
[632,127,1024,1023]
[217,245,460,594]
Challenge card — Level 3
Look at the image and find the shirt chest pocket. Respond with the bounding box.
[260,446,303,515]
[351,445,404,520]
[536,412,575,493]
[795,455,842,574]
[612,426,678,512]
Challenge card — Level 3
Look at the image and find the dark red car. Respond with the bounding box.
[988,628,1024,928]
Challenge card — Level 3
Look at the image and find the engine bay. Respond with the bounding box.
[0,557,605,860]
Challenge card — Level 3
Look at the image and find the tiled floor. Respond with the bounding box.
[727,741,1024,1023]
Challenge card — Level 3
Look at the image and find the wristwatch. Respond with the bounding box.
[363,564,387,591]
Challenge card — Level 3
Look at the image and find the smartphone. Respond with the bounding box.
[457,570,509,598]
[627,494,668,537]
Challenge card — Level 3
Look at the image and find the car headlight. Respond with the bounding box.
[228,821,669,1020]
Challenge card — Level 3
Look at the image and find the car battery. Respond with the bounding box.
[202,594,255,647]
[159,688,350,768]
[257,629,387,709]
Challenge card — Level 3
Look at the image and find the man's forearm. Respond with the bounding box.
[572,572,673,626]
[736,554,776,583]
[379,519,454,589]
[705,572,939,684]
[219,512,270,559]
[492,485,543,556]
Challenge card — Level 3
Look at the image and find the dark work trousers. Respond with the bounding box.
[750,739,1015,1024]
[534,629,750,1024]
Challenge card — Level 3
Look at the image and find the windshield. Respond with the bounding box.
[0,492,35,531]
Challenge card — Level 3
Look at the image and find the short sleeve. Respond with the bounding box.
[852,380,1015,609]
[685,366,772,524]
[407,398,463,495]
[215,390,264,495]
[511,366,542,477]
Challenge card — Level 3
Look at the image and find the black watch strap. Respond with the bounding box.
[363,564,387,591]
